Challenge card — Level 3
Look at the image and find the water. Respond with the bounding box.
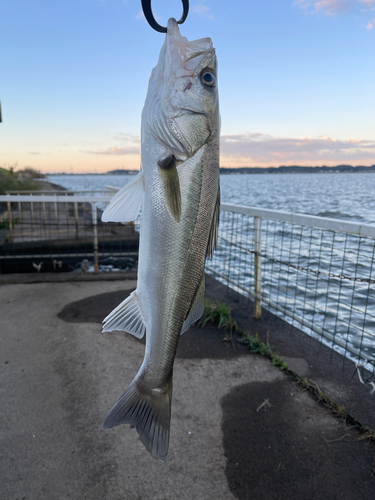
[48,172,375,225]
[219,173,375,225]
[47,174,134,194]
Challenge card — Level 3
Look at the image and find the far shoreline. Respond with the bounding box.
[46,165,375,176]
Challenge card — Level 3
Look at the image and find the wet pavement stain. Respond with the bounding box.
[221,380,375,500]
[57,290,250,360]
[57,290,134,324]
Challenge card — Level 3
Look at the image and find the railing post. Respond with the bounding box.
[74,201,79,239]
[91,203,99,273]
[18,194,22,222]
[7,201,14,243]
[54,197,58,225]
[65,193,69,238]
[42,193,47,234]
[254,216,262,319]
[30,194,34,225]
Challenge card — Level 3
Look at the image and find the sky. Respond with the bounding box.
[1,0,375,173]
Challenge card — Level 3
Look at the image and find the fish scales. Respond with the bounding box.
[101,18,220,460]
[142,149,215,377]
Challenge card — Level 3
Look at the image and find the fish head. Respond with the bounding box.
[143,18,220,158]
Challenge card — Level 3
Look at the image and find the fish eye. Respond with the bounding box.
[201,70,216,87]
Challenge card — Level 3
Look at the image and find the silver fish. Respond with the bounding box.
[101,18,220,461]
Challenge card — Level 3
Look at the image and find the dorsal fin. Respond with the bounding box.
[181,275,205,334]
[206,184,220,258]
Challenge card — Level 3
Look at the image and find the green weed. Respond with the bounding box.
[198,299,238,331]
[0,217,20,230]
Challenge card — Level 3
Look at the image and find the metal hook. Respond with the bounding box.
[141,0,189,33]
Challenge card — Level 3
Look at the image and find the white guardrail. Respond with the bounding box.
[221,203,375,238]
[207,203,375,370]
[210,204,375,315]
[2,196,368,233]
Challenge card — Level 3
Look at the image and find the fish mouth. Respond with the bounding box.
[166,18,214,76]
[180,108,203,115]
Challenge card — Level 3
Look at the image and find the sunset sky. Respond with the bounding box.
[1,0,375,173]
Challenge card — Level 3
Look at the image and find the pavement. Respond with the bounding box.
[1,275,375,500]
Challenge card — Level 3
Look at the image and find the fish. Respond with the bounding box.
[101,17,220,461]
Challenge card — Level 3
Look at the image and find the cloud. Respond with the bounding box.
[366,18,375,28]
[85,131,375,164]
[134,10,145,20]
[220,133,375,164]
[316,0,349,15]
[294,0,348,15]
[87,134,140,156]
[192,4,214,20]
[295,0,375,16]
[134,8,162,23]
[114,133,141,143]
[89,147,140,155]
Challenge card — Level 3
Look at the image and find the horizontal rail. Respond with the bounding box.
[5,190,105,194]
[0,195,113,203]
[221,203,375,238]
[106,185,122,192]
[2,195,374,237]
[0,252,138,260]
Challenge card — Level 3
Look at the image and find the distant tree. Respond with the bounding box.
[0,164,42,194]
[17,167,45,180]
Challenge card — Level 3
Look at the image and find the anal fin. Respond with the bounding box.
[102,291,146,338]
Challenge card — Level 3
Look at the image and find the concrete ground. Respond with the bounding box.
[1,277,375,500]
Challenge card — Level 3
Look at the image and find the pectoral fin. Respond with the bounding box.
[158,155,181,223]
[102,172,144,223]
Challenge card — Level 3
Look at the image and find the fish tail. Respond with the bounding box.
[102,377,173,461]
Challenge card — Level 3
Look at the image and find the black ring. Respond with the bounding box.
[141,0,189,33]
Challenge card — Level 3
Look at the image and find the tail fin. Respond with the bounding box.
[103,377,173,461]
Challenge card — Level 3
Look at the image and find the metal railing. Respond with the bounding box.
[2,190,374,372]
[0,192,138,273]
[206,204,375,374]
